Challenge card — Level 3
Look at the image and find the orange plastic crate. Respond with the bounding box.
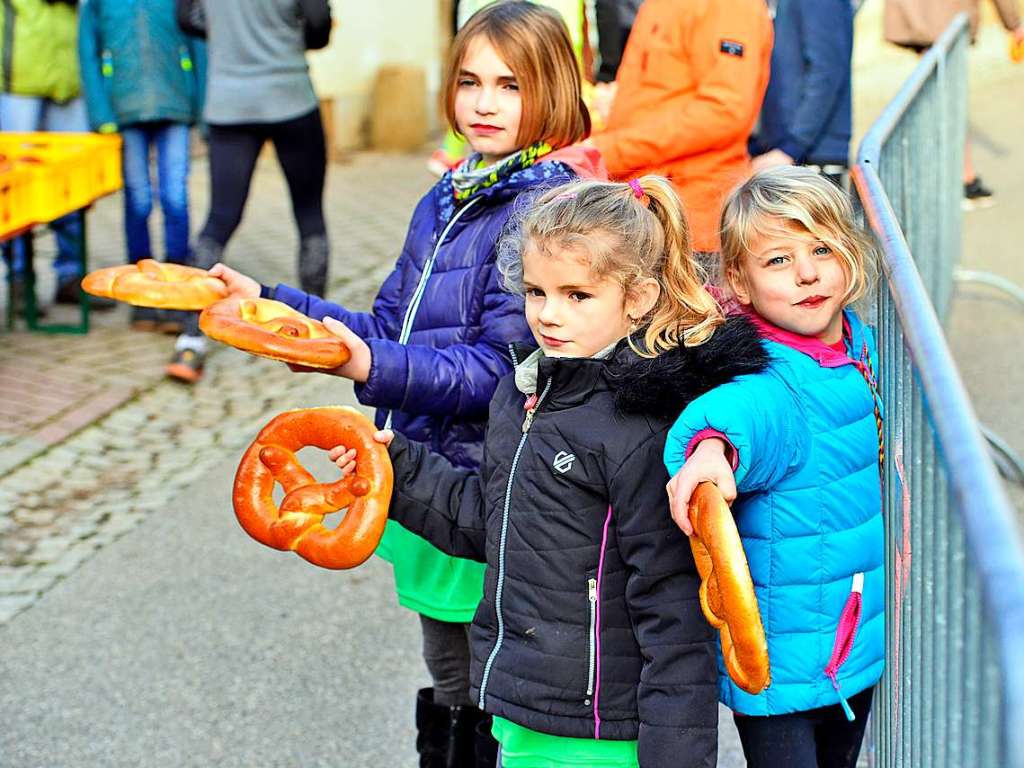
[0,160,37,240]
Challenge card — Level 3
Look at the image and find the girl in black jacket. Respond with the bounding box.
[332,177,769,767]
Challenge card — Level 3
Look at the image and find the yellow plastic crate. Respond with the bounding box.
[19,132,123,197]
[0,160,37,240]
[0,133,123,221]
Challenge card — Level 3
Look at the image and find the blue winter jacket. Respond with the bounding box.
[750,0,853,166]
[270,152,596,621]
[78,0,206,131]
[664,310,884,716]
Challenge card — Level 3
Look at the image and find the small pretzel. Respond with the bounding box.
[82,258,227,309]
[234,407,392,570]
[689,482,770,694]
[200,297,350,369]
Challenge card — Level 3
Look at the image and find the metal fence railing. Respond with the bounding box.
[850,14,1024,768]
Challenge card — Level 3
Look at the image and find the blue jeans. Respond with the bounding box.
[0,94,89,281]
[121,122,191,263]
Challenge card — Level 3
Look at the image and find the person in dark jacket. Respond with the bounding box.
[208,5,601,766]
[331,177,770,767]
[169,0,332,383]
[749,0,854,185]
[79,0,206,332]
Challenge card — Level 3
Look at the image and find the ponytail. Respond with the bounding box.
[633,177,723,356]
[497,175,724,358]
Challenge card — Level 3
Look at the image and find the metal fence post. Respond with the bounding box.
[851,13,1024,768]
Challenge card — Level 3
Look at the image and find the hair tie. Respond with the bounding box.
[628,179,650,207]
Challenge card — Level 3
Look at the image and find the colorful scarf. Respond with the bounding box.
[451,141,553,203]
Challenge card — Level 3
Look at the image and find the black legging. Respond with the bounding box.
[202,107,327,246]
[733,687,873,768]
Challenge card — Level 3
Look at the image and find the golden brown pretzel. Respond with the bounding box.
[233,406,392,570]
[689,482,771,694]
[82,258,227,309]
[199,297,350,369]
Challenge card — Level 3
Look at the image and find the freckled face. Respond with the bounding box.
[521,244,632,358]
[729,221,849,343]
[453,36,523,164]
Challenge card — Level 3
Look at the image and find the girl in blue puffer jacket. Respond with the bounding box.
[208,4,605,765]
[663,166,885,768]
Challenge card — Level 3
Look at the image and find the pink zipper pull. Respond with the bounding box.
[523,393,538,411]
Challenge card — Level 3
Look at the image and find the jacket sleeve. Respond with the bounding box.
[610,429,718,768]
[775,0,853,162]
[353,266,528,418]
[77,0,117,131]
[663,372,806,494]
[297,0,332,50]
[385,431,488,561]
[185,37,207,124]
[593,3,771,173]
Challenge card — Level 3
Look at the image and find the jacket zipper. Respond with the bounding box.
[382,198,479,430]
[825,572,864,721]
[478,378,553,709]
[586,577,598,698]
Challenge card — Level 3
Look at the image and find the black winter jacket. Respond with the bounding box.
[386,317,768,768]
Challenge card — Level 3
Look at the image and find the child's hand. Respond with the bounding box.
[328,430,395,477]
[207,263,260,298]
[666,438,736,536]
[286,317,373,382]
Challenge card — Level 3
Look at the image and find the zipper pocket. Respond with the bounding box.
[586,577,598,699]
[825,572,864,721]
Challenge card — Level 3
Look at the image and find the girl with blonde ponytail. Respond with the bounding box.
[332,175,770,766]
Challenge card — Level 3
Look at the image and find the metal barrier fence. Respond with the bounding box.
[850,14,1024,768]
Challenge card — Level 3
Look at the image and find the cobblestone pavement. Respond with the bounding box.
[0,150,432,624]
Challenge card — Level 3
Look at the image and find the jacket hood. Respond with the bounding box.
[611,315,770,419]
[545,144,609,181]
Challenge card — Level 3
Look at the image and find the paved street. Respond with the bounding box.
[0,4,1020,764]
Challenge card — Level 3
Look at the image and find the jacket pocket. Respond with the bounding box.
[824,572,864,721]
[586,576,598,700]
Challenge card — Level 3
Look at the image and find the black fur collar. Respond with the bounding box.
[609,315,770,420]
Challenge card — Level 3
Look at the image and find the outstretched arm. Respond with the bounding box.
[353,266,529,418]
[333,429,488,560]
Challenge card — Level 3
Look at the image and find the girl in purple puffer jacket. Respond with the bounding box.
[208,4,605,765]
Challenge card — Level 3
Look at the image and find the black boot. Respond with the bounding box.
[416,688,451,768]
[298,233,329,297]
[471,713,498,768]
[191,236,224,271]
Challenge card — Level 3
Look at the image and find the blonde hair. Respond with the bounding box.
[442,1,590,150]
[720,166,878,306]
[498,176,724,356]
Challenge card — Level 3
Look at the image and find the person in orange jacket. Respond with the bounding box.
[590,0,773,256]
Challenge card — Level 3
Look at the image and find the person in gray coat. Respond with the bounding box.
[171,0,331,383]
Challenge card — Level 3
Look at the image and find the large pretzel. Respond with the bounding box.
[200,297,350,369]
[234,407,392,570]
[689,482,770,694]
[82,258,227,309]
